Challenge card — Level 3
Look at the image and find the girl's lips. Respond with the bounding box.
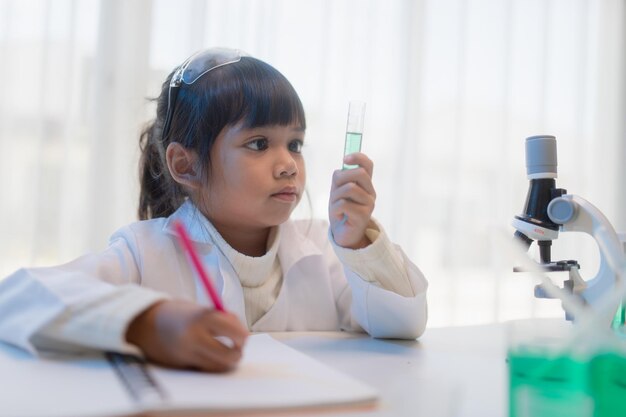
[271,186,298,202]
[271,192,298,202]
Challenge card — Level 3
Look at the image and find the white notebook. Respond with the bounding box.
[0,334,378,417]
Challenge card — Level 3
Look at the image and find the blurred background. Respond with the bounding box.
[0,0,624,327]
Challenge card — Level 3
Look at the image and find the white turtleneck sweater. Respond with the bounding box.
[203,219,414,328]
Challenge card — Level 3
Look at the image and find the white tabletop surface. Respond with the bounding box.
[272,324,508,417]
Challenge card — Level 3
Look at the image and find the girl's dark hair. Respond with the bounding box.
[138,55,306,220]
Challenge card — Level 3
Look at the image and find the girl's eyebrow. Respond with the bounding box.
[238,125,305,138]
[246,127,305,135]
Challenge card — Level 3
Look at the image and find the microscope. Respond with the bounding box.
[512,135,626,325]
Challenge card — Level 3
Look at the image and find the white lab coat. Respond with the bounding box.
[0,202,428,354]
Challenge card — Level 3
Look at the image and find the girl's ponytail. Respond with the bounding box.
[137,121,182,220]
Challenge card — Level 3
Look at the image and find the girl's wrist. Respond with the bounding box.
[342,235,371,250]
[125,301,164,346]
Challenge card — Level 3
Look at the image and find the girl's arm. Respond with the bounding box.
[0,237,166,354]
[330,221,429,339]
[328,151,421,297]
[0,225,249,372]
[331,219,416,297]
[328,152,428,339]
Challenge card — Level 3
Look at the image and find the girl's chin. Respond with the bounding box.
[265,206,297,225]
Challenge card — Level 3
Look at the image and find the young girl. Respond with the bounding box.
[0,48,428,372]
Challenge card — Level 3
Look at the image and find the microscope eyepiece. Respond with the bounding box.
[511,135,563,245]
[525,135,557,179]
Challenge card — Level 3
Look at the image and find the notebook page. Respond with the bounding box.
[0,334,378,416]
[149,333,378,413]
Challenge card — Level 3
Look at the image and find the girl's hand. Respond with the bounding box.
[126,300,249,372]
[328,152,376,249]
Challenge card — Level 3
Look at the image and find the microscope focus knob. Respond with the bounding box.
[547,197,577,224]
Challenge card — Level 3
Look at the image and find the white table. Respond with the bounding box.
[0,324,508,417]
[273,324,508,417]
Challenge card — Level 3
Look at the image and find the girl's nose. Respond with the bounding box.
[274,151,298,178]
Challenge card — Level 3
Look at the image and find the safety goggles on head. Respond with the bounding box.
[161,48,248,141]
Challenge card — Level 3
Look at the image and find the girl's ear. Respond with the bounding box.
[165,142,202,190]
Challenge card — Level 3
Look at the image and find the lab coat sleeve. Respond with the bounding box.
[330,219,416,297]
[0,234,168,355]
[330,220,428,339]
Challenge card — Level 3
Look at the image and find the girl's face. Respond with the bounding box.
[199,122,306,232]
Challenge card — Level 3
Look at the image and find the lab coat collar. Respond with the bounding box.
[162,200,215,244]
[163,200,323,270]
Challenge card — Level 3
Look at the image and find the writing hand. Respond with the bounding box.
[126,300,249,372]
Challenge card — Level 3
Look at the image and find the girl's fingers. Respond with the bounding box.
[200,311,249,349]
[342,153,374,177]
[191,350,238,373]
[329,199,373,224]
[332,168,376,196]
[192,332,243,372]
[330,182,375,207]
[329,202,374,227]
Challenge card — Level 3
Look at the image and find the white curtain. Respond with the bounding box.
[1,0,624,327]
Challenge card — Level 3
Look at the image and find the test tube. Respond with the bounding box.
[343,101,366,170]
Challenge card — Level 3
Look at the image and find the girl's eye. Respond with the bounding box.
[289,139,304,153]
[245,138,269,151]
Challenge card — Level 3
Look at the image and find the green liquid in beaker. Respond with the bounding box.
[509,349,626,417]
[508,349,593,417]
[589,353,626,417]
[343,131,362,170]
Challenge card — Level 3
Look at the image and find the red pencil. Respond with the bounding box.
[173,220,225,312]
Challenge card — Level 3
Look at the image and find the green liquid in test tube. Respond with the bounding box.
[343,101,366,170]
